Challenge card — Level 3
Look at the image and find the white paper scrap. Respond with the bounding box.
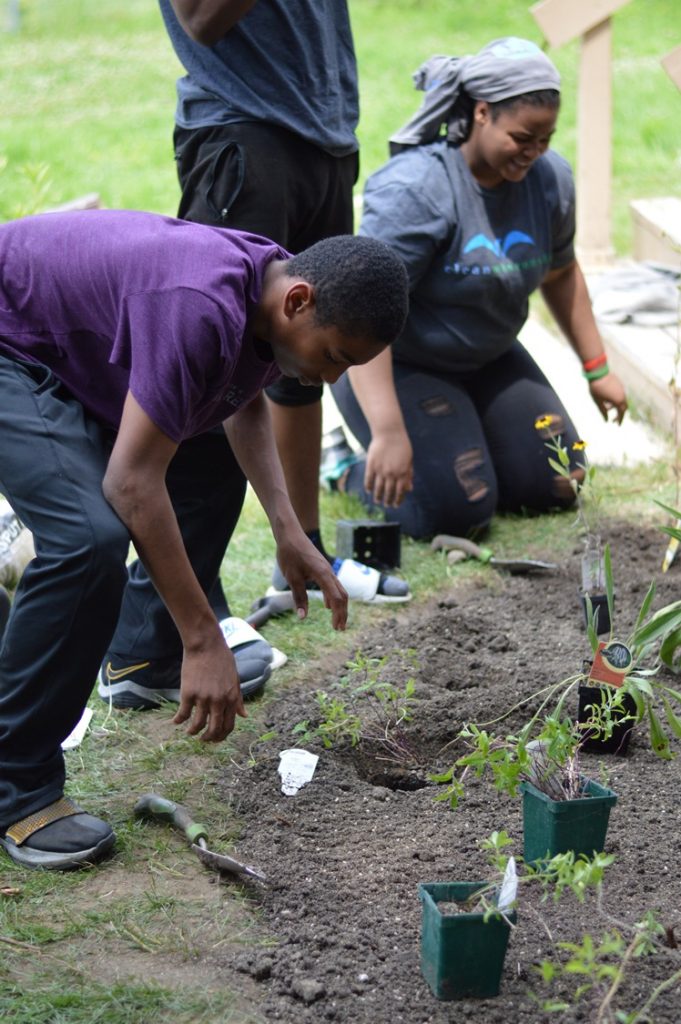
[278,748,319,796]
[497,856,518,913]
[61,707,93,750]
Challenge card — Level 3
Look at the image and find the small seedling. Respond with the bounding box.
[292,649,420,768]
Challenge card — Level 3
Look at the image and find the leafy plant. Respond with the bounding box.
[537,911,681,1023]
[541,432,603,588]
[292,649,419,767]
[586,544,681,759]
[455,830,614,922]
[432,710,595,809]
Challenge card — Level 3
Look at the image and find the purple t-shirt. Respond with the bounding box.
[0,209,286,442]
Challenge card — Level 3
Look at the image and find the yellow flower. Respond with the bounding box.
[572,440,587,451]
[534,415,552,430]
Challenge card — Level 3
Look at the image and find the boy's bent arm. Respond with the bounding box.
[103,391,245,742]
[224,393,348,630]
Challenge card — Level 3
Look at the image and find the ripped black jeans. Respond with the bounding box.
[330,340,581,540]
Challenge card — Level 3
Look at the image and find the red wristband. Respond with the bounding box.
[582,353,607,372]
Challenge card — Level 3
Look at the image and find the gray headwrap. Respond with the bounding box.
[389,37,561,152]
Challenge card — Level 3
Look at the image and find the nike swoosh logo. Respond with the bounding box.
[105,660,151,681]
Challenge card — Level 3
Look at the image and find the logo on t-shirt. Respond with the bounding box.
[444,228,549,277]
[463,231,535,258]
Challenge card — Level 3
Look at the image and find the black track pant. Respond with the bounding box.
[331,340,581,540]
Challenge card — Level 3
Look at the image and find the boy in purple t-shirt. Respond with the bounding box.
[0,209,408,870]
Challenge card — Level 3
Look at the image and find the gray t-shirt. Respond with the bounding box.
[159,0,359,158]
[359,143,575,372]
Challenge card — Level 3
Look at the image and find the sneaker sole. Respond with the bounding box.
[98,669,272,708]
[97,678,179,710]
[266,585,411,605]
[0,831,116,870]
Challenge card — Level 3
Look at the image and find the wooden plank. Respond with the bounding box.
[662,45,681,92]
[575,20,614,265]
[630,197,681,268]
[531,0,631,49]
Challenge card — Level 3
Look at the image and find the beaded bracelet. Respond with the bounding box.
[582,352,608,372]
[583,363,610,382]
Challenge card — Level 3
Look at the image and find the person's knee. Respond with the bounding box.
[552,469,581,508]
[453,448,491,505]
[84,518,130,592]
[396,447,496,540]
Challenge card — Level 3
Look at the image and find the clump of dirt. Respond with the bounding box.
[219,521,681,1023]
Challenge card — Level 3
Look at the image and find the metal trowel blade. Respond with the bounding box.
[490,557,557,573]
[192,843,267,882]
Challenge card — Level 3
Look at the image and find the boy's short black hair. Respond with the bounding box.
[284,235,409,347]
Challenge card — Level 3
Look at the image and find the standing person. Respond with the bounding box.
[100,0,387,713]
[0,208,409,869]
[331,37,628,540]
[158,0,410,602]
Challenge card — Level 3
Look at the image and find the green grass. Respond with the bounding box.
[0,0,679,250]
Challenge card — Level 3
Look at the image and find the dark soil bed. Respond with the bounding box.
[220,521,681,1023]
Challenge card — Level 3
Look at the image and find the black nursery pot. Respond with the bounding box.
[578,592,611,635]
[577,683,636,755]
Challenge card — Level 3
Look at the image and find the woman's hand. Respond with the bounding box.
[364,427,413,507]
[589,372,628,424]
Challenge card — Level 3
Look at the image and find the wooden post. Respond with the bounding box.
[661,44,681,91]
[576,19,614,265]
[530,0,632,266]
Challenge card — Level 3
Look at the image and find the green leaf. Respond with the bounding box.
[631,601,681,653]
[548,456,568,476]
[660,626,681,671]
[631,675,654,696]
[623,680,646,721]
[662,695,681,739]
[661,684,681,703]
[632,580,656,637]
[586,614,599,655]
[653,499,681,534]
[604,544,615,633]
[648,705,674,759]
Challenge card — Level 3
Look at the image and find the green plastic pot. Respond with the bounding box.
[418,881,516,1000]
[521,777,617,865]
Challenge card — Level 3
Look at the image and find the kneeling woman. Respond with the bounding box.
[332,37,627,540]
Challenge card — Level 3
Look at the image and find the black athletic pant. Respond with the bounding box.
[331,340,581,540]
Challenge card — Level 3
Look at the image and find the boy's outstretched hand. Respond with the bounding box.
[173,640,247,743]
[275,534,348,630]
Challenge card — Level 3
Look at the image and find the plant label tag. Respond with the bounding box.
[497,856,518,913]
[588,640,633,688]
